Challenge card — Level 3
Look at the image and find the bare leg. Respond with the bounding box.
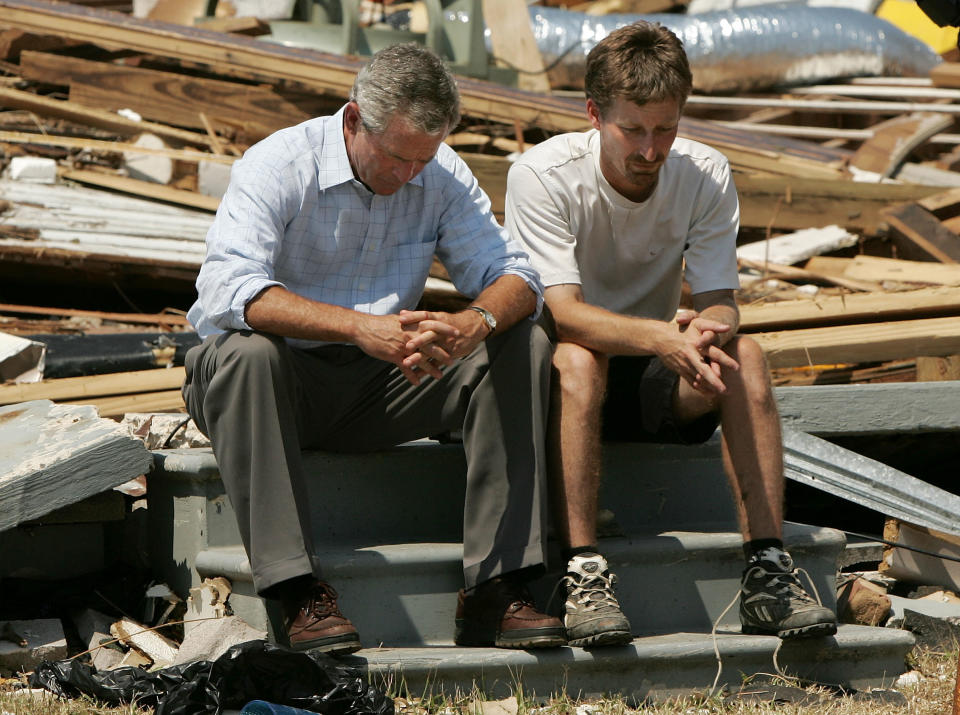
[548,342,609,549]
[675,335,783,542]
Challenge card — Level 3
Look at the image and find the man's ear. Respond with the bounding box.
[343,102,362,134]
[586,98,603,131]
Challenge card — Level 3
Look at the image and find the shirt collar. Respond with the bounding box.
[317,104,428,192]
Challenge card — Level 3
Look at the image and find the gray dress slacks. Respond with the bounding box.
[181,319,552,595]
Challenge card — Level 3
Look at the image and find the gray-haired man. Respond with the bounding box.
[183,43,563,654]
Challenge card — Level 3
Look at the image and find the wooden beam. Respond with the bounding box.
[0,366,186,404]
[881,203,960,263]
[738,257,878,292]
[850,112,953,178]
[739,285,960,332]
[0,86,215,147]
[930,62,960,89]
[0,303,190,326]
[843,255,960,285]
[18,50,311,141]
[62,389,185,417]
[753,316,960,368]
[481,0,550,94]
[687,94,960,116]
[0,129,234,163]
[58,167,220,211]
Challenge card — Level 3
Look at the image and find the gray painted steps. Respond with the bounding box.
[193,523,843,646]
[352,627,915,701]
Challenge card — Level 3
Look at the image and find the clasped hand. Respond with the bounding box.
[664,311,739,394]
[355,309,484,386]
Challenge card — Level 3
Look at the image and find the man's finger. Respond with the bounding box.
[706,345,739,371]
[398,310,431,324]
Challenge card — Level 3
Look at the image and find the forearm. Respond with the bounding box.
[692,291,740,347]
[552,300,674,357]
[244,285,364,344]
[470,274,538,332]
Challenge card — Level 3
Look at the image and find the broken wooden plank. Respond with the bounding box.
[59,167,220,211]
[739,285,960,332]
[482,0,550,93]
[930,61,960,89]
[738,257,878,292]
[881,202,960,263]
[0,400,153,531]
[0,367,186,405]
[110,617,178,668]
[850,112,954,178]
[753,316,960,368]
[18,50,312,141]
[0,303,190,327]
[64,389,185,417]
[0,129,234,163]
[843,255,960,285]
[0,86,217,148]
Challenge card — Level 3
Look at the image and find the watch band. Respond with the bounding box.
[467,305,497,334]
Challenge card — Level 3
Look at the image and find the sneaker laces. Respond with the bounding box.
[743,563,824,608]
[563,569,622,612]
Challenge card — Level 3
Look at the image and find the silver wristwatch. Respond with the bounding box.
[467,305,497,334]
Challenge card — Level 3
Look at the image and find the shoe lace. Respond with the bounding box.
[498,579,537,612]
[744,564,824,607]
[563,569,621,612]
[302,581,345,619]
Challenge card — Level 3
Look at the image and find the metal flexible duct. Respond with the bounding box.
[518,4,942,93]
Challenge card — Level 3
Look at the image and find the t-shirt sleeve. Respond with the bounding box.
[504,162,582,288]
[682,156,741,295]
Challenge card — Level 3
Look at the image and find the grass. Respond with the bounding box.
[0,646,955,715]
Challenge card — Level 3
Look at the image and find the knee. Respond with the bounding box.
[216,330,288,372]
[724,336,775,401]
[552,342,607,402]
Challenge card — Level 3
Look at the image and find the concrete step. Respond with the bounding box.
[193,521,842,646]
[351,626,914,700]
[148,438,736,597]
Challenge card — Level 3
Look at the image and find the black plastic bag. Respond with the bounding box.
[29,640,394,715]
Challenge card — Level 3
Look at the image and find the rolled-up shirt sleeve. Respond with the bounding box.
[434,148,544,316]
[191,158,297,335]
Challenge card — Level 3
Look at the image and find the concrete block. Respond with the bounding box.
[173,616,266,665]
[72,609,124,672]
[122,133,173,185]
[8,157,57,184]
[198,160,232,200]
[0,619,67,674]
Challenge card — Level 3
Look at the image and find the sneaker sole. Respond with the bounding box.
[567,629,633,648]
[742,621,838,639]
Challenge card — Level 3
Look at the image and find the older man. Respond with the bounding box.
[183,43,563,654]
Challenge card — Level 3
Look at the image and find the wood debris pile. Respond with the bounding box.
[0,0,960,410]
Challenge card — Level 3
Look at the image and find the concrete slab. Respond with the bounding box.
[0,619,67,675]
[355,626,914,701]
[0,400,152,532]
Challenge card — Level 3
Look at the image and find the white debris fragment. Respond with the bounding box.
[9,157,57,184]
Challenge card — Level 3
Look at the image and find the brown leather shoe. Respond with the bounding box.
[454,576,565,648]
[282,580,362,655]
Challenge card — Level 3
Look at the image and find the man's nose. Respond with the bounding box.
[393,162,418,183]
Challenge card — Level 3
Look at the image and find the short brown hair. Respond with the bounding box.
[585,21,693,117]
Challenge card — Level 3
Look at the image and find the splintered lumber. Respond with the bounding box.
[59,168,220,211]
[881,203,960,263]
[0,400,152,531]
[0,129,234,164]
[722,175,943,236]
[17,50,314,141]
[842,255,960,285]
[0,367,186,405]
[69,389,185,417]
[752,316,960,368]
[0,303,190,327]
[0,86,217,148]
[736,226,857,266]
[738,257,878,292]
[111,617,178,667]
[850,112,954,178]
[0,0,591,132]
[881,520,960,591]
[739,286,960,332]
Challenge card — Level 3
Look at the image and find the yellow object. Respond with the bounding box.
[876,0,958,55]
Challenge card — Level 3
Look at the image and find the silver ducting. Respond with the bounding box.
[519,4,942,93]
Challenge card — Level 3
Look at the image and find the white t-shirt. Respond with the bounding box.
[505,129,740,322]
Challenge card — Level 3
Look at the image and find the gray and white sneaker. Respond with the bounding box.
[562,554,632,647]
[739,547,838,639]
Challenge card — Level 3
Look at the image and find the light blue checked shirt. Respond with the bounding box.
[188,106,542,348]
